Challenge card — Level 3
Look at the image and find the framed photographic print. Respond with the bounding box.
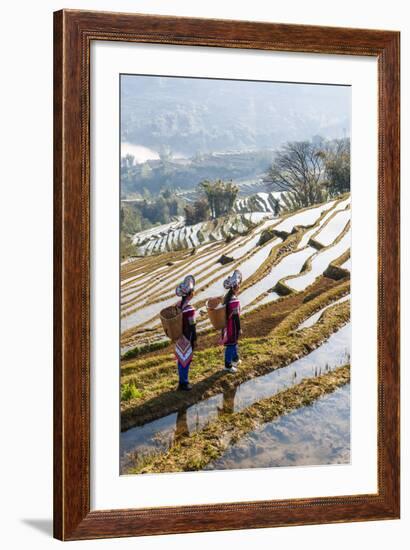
[54,9,400,540]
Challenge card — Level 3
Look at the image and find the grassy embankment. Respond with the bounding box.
[121,271,347,362]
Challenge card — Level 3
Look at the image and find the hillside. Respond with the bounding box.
[121,194,350,347]
[120,194,351,474]
[120,150,275,197]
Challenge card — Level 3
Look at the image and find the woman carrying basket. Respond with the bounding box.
[175,275,197,391]
[221,269,242,373]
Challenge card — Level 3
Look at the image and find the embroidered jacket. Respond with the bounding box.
[178,300,197,347]
[225,295,241,345]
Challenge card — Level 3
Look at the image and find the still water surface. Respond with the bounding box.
[120,323,350,472]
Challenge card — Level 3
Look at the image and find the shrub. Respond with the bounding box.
[121,382,143,402]
[121,340,170,360]
[184,197,210,225]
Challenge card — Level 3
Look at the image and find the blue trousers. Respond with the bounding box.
[225,344,239,368]
[177,360,191,384]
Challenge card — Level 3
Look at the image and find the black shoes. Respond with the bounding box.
[178,382,192,391]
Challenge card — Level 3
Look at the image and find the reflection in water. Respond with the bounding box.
[206,383,350,471]
[120,323,351,473]
[175,408,189,442]
[120,393,225,472]
[238,246,315,307]
[120,412,177,472]
[297,295,350,331]
[232,323,350,413]
[219,387,237,416]
[287,230,351,291]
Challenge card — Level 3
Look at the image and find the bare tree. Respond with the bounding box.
[268,140,328,210]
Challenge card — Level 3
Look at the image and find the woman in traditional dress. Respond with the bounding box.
[175,275,197,391]
[221,269,242,373]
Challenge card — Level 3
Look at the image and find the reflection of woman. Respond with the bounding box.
[174,408,189,441]
[218,386,237,416]
[221,270,242,373]
[175,275,197,391]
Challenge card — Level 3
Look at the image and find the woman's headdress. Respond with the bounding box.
[176,275,195,297]
[223,269,242,290]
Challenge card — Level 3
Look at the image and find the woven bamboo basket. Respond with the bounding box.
[206,296,226,330]
[160,305,183,342]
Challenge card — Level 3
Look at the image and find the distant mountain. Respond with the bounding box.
[121,75,350,157]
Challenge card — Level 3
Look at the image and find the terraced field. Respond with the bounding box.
[131,190,284,256]
[120,193,351,474]
[132,213,267,256]
[234,191,283,214]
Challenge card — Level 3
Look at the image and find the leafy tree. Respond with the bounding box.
[141,196,170,223]
[120,232,136,260]
[121,191,184,240]
[142,187,151,200]
[168,197,181,217]
[324,138,350,197]
[121,154,135,168]
[184,197,210,225]
[158,145,173,163]
[199,179,239,218]
[273,198,281,217]
[140,163,152,179]
[183,204,196,226]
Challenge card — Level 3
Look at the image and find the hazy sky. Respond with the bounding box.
[121,74,351,158]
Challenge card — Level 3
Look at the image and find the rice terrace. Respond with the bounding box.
[119,75,351,475]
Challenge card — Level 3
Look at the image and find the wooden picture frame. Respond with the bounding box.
[53,9,400,541]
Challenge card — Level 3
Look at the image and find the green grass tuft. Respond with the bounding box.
[121,382,143,402]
